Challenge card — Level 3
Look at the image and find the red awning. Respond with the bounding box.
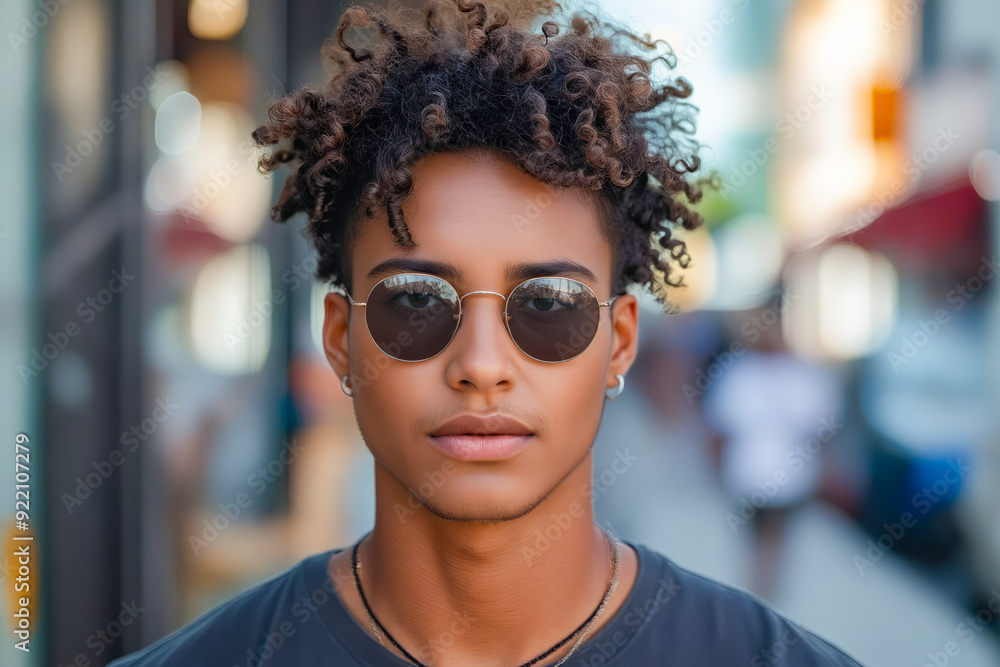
[838,176,989,274]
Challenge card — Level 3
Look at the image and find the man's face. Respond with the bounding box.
[323,148,637,522]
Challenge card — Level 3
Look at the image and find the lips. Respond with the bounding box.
[430,413,533,437]
[428,413,534,461]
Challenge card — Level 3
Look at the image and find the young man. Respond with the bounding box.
[112,0,864,664]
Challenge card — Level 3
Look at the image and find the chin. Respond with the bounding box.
[408,477,551,524]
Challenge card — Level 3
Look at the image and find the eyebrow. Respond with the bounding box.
[365,257,600,286]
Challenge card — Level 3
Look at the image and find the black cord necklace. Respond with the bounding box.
[350,529,620,667]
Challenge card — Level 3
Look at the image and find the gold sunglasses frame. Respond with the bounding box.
[344,272,617,363]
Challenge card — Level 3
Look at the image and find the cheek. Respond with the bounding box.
[351,362,418,448]
[348,314,410,449]
[347,311,405,395]
[349,354,445,480]
[532,357,607,452]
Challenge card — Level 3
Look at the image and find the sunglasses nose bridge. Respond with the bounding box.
[456,290,510,323]
[458,290,507,302]
[445,290,518,365]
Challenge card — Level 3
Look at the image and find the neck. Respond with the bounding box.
[357,452,616,666]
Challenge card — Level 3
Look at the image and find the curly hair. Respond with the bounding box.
[252,0,713,314]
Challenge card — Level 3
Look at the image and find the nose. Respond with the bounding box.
[444,291,519,392]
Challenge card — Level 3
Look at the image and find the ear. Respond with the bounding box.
[322,291,352,380]
[607,293,639,388]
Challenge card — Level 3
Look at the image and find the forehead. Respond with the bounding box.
[350,149,613,292]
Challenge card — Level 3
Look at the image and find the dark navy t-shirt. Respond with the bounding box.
[109,541,864,666]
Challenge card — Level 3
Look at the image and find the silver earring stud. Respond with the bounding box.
[340,374,353,397]
[605,373,625,401]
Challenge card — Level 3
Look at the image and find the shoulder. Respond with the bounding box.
[108,551,335,667]
[599,543,865,666]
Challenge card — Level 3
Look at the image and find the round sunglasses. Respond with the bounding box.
[344,273,617,363]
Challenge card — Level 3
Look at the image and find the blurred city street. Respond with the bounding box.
[2,0,1000,665]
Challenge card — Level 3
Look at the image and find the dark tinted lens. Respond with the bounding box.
[506,278,601,362]
[365,274,460,361]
